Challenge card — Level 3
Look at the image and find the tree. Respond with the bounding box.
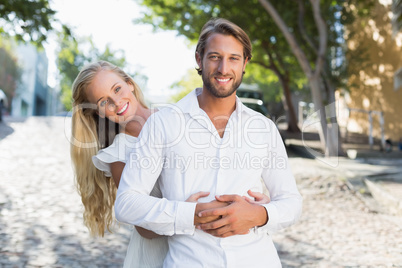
[392,0,402,35]
[0,39,21,111]
[258,0,340,156]
[138,0,306,132]
[170,69,203,103]
[0,0,63,46]
[137,0,379,155]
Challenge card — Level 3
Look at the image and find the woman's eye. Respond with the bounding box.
[100,100,108,107]
[115,87,121,93]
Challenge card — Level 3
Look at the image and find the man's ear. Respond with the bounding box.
[243,57,249,72]
[195,52,202,69]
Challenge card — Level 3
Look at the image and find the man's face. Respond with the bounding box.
[197,33,248,98]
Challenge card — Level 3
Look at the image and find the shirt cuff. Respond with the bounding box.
[174,201,196,235]
[257,203,278,234]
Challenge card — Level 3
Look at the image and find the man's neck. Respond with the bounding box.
[197,88,237,138]
[197,88,236,117]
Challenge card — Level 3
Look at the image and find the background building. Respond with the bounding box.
[343,0,402,144]
[11,44,61,117]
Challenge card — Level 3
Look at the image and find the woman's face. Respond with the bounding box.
[86,70,140,124]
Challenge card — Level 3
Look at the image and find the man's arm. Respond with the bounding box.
[115,114,197,236]
[257,122,302,234]
[196,120,302,237]
[114,112,227,235]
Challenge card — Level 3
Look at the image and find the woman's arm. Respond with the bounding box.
[110,161,125,188]
[111,162,161,239]
[111,164,225,239]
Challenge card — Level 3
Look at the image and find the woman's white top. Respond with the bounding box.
[93,133,168,268]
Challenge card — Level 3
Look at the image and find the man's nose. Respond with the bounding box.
[217,59,229,75]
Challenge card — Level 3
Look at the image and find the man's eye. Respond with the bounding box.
[230,57,240,61]
[115,87,121,93]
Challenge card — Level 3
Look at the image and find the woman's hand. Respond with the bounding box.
[186,191,230,225]
[135,226,160,239]
[243,190,270,204]
[137,191,219,239]
[186,191,210,202]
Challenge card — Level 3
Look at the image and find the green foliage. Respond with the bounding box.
[136,0,357,103]
[0,0,64,46]
[0,39,21,109]
[56,31,131,111]
[170,68,202,102]
[242,64,281,103]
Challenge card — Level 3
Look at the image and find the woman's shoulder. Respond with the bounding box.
[92,133,138,176]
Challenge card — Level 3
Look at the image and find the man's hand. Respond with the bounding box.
[194,199,229,225]
[195,194,268,238]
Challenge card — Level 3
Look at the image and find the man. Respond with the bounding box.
[115,18,302,267]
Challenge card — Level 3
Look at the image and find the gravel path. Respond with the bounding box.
[0,117,401,267]
[276,159,402,267]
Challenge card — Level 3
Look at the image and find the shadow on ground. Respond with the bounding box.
[0,122,14,141]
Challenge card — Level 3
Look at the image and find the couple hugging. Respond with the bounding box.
[71,18,302,268]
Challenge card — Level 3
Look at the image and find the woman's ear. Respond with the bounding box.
[127,81,135,92]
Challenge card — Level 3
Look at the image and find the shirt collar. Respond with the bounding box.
[174,88,202,116]
[175,87,255,118]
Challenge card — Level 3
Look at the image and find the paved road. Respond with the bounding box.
[0,117,401,267]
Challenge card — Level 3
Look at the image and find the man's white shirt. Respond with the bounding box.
[115,88,302,267]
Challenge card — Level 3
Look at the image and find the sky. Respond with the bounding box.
[44,0,197,102]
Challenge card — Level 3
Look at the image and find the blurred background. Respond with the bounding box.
[0,0,402,267]
[0,0,401,154]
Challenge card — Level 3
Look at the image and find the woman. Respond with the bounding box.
[71,60,171,267]
[70,60,269,267]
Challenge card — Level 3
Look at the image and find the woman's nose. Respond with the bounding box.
[109,96,123,111]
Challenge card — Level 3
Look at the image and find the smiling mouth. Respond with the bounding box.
[117,102,129,115]
[216,77,231,83]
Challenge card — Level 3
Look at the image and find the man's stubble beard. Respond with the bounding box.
[202,71,244,98]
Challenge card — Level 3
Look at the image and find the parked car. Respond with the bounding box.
[236,86,264,100]
[0,89,8,122]
[239,97,270,118]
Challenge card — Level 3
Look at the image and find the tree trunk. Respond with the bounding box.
[280,77,300,132]
[308,76,327,152]
[254,48,300,133]
[323,75,346,156]
[258,0,341,156]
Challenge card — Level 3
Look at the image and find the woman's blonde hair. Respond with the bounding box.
[70,60,147,236]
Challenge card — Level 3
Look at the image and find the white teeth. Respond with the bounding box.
[217,78,230,82]
[117,103,128,115]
